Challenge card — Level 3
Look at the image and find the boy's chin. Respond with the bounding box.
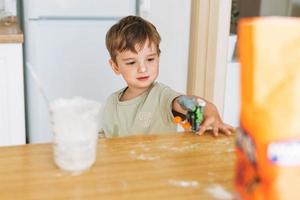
[132,80,154,89]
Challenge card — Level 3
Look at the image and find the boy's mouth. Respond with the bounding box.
[137,76,150,81]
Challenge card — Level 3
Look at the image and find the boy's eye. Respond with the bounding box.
[126,61,136,65]
[147,58,155,62]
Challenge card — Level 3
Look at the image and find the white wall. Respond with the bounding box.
[223,62,240,127]
[142,0,191,93]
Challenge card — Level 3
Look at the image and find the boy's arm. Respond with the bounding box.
[172,95,235,136]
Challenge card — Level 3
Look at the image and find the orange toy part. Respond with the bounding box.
[182,121,191,130]
[173,116,182,124]
[173,116,192,131]
[237,17,300,200]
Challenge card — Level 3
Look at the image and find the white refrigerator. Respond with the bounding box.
[23,0,138,143]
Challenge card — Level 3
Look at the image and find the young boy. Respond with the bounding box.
[103,15,234,137]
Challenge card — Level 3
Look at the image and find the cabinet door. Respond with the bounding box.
[0,44,26,146]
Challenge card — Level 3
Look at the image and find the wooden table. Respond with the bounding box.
[0,133,236,200]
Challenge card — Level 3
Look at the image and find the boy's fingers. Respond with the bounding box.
[223,124,236,134]
[218,124,237,135]
[197,117,215,135]
[229,126,237,133]
[218,124,231,135]
[213,127,219,136]
[220,126,232,135]
[198,127,205,135]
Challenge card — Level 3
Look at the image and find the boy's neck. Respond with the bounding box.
[120,84,154,101]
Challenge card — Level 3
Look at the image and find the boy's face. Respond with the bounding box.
[110,39,159,91]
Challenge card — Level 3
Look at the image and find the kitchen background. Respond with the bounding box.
[1,0,300,146]
[1,0,191,145]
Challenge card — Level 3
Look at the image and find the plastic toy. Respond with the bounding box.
[173,96,206,132]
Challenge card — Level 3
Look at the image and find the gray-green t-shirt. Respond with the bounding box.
[102,82,181,137]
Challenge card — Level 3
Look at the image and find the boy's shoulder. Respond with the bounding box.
[104,87,127,108]
[107,87,127,100]
[151,82,178,94]
[151,82,169,90]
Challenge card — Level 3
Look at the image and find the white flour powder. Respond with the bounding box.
[50,97,101,173]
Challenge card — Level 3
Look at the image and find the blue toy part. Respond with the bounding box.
[177,96,197,111]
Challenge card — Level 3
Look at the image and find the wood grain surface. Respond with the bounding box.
[0,132,236,200]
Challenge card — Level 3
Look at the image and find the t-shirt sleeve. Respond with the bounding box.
[158,84,182,124]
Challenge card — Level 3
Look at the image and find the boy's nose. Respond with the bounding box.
[138,64,147,73]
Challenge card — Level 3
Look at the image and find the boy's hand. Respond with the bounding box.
[197,102,236,136]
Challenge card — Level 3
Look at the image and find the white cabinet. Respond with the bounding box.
[0,43,26,146]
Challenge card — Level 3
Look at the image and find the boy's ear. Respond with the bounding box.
[109,59,120,75]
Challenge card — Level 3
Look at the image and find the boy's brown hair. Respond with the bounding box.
[105,15,161,63]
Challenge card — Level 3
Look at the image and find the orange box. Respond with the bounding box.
[236,17,300,200]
